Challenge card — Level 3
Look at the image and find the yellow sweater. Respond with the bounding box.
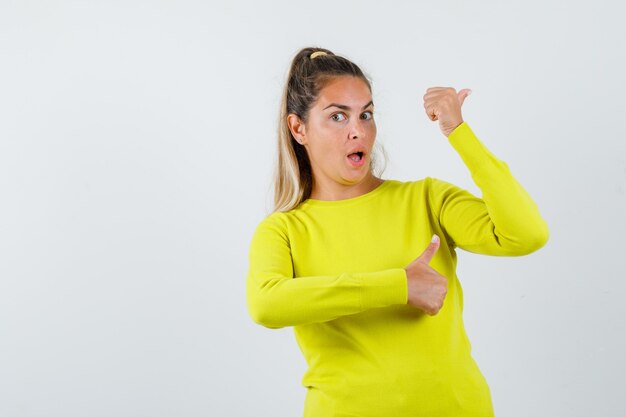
[246,122,549,417]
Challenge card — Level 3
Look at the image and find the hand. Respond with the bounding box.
[423,87,472,137]
[404,234,448,315]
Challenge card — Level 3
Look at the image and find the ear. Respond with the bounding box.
[287,113,307,144]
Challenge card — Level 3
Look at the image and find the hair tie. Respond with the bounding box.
[310,51,328,59]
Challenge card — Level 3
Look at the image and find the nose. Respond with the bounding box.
[349,118,366,139]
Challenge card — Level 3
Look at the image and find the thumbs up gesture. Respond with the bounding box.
[404,234,448,315]
[423,87,472,137]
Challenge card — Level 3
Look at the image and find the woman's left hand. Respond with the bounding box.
[423,87,472,137]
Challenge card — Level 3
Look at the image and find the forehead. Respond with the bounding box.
[315,76,371,107]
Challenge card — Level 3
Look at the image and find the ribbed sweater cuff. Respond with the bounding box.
[356,268,408,309]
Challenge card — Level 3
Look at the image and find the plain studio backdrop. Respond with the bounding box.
[1,1,624,416]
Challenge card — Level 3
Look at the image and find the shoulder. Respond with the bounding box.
[424,176,459,190]
[245,212,291,254]
[249,210,292,243]
[384,176,446,194]
[384,177,425,189]
[253,210,288,233]
[390,177,465,205]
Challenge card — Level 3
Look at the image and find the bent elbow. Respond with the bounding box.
[248,307,282,329]
[523,222,550,254]
[537,223,550,247]
[493,222,549,256]
[246,294,286,330]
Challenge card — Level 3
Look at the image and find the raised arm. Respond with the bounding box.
[245,214,408,329]
[428,122,549,256]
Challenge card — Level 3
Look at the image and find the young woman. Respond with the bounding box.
[245,47,549,417]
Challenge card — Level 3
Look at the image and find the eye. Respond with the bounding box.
[361,111,374,120]
[331,113,346,122]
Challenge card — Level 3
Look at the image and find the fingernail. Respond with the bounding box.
[467,89,472,95]
[431,234,439,243]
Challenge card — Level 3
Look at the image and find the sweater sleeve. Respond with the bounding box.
[245,213,408,329]
[428,121,549,256]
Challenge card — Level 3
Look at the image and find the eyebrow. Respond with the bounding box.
[323,100,374,111]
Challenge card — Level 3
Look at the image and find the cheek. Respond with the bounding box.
[309,142,337,163]
[314,144,344,167]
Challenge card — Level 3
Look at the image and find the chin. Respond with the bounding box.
[342,171,369,183]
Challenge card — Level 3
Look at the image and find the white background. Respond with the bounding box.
[1,1,624,416]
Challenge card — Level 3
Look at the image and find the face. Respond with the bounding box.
[288,75,377,187]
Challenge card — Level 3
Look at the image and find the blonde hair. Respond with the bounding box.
[271,47,388,213]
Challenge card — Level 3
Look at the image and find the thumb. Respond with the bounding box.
[458,88,472,106]
[416,234,440,264]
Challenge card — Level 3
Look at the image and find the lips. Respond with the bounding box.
[346,147,367,158]
[347,151,364,161]
[346,151,366,167]
[346,145,367,167]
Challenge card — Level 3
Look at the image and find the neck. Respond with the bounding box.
[309,173,384,201]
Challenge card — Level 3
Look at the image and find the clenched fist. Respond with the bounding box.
[423,87,472,137]
[404,234,448,315]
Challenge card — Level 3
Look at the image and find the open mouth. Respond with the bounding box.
[347,151,364,162]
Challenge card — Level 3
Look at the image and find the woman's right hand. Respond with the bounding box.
[404,234,448,315]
